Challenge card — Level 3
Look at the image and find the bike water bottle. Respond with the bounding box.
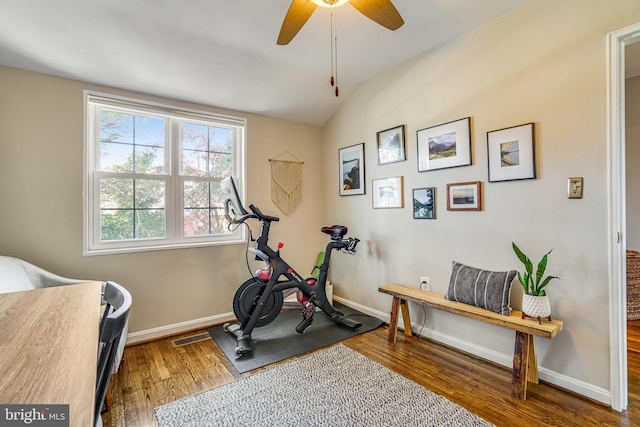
[296,278,317,305]
[254,264,272,281]
[296,289,308,304]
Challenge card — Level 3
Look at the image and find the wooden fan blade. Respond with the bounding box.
[349,0,404,31]
[277,0,318,45]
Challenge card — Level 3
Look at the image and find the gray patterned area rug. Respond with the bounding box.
[154,344,494,427]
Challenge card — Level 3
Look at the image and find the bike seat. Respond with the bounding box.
[321,225,347,240]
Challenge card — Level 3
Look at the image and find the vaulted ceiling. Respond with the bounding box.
[2,1,538,126]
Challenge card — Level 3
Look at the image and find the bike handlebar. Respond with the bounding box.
[345,237,360,254]
[249,204,280,222]
[225,201,281,225]
[224,199,254,225]
[228,200,358,255]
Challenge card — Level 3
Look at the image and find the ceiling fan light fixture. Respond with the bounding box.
[310,0,350,8]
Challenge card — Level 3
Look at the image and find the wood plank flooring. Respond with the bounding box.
[102,320,640,426]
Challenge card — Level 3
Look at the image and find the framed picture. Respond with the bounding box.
[339,143,365,196]
[487,123,536,182]
[372,176,404,208]
[376,124,406,165]
[413,187,436,219]
[417,117,471,172]
[446,181,482,211]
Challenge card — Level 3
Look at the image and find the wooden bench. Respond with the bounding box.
[379,283,563,400]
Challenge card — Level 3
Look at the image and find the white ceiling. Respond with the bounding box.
[0,0,534,126]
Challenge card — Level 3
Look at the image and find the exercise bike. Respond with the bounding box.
[221,177,362,356]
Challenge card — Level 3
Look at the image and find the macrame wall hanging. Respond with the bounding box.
[269,152,304,216]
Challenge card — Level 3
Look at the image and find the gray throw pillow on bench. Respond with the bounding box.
[445,261,516,316]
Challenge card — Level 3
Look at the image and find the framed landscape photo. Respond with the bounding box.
[372,176,404,208]
[413,187,436,219]
[376,124,406,165]
[446,181,482,211]
[417,117,471,172]
[487,123,536,183]
[339,143,365,196]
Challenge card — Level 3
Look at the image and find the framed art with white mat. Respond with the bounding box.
[487,123,536,182]
[417,117,471,172]
[372,176,403,209]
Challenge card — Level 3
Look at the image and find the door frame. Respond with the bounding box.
[608,21,640,412]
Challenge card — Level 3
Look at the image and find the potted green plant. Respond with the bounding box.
[512,242,559,323]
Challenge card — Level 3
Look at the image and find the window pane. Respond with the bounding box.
[184,180,211,236]
[182,123,233,178]
[209,127,232,153]
[135,180,165,209]
[184,208,210,236]
[100,142,134,172]
[101,178,134,209]
[209,182,224,207]
[134,116,165,147]
[184,181,209,208]
[135,209,165,238]
[183,149,208,177]
[208,152,232,178]
[134,146,165,174]
[183,181,230,236]
[100,178,165,241]
[210,208,227,234]
[101,210,134,241]
[183,122,209,151]
[101,111,133,144]
[100,110,165,174]
[210,183,230,234]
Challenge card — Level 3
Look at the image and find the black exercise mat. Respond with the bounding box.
[208,302,384,373]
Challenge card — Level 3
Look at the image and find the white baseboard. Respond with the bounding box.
[416,327,610,405]
[332,295,388,319]
[126,312,235,345]
[126,296,382,345]
[334,296,610,405]
[126,296,610,405]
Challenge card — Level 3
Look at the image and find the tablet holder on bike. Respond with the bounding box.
[220,177,362,356]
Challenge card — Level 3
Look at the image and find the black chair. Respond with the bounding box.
[95,281,132,427]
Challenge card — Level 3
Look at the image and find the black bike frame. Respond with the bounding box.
[239,212,349,334]
[222,190,361,355]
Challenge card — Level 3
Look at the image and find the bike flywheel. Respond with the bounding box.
[232,278,283,327]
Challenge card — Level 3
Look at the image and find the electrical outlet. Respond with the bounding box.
[420,276,430,291]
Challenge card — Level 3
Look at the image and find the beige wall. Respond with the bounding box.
[3,0,640,404]
[627,75,640,251]
[322,0,640,398]
[0,65,324,334]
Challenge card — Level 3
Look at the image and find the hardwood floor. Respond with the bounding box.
[102,321,640,426]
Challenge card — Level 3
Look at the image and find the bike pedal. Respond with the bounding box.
[224,323,241,333]
[235,346,251,356]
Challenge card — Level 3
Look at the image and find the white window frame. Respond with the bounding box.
[84,91,246,255]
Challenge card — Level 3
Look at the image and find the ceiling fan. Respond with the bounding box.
[277,0,404,45]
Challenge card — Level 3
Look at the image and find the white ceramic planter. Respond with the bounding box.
[522,294,551,320]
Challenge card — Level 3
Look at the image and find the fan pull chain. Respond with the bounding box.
[334,11,339,97]
[330,10,339,97]
[330,11,334,87]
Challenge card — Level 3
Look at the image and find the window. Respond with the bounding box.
[85,93,246,254]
